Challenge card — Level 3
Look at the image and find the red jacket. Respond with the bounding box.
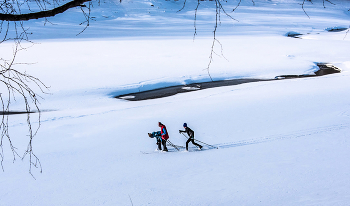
[160,125,169,140]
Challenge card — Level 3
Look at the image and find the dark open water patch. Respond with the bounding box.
[116,78,273,101]
[115,63,342,101]
[325,26,348,32]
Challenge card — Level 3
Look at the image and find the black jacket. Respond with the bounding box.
[180,127,194,138]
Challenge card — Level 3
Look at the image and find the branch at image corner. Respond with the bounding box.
[0,0,92,21]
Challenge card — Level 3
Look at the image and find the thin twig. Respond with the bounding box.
[128,194,134,206]
[344,28,349,40]
[0,40,48,176]
[300,0,310,19]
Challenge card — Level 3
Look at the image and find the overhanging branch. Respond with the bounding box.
[0,0,91,21]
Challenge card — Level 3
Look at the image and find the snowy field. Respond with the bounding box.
[1,0,350,205]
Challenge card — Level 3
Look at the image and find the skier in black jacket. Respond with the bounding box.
[179,123,202,151]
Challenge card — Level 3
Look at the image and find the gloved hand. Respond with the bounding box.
[179,130,182,134]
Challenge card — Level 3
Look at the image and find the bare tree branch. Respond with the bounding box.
[344,28,349,40]
[205,0,239,81]
[233,0,242,12]
[76,1,94,36]
[300,0,311,19]
[177,0,187,13]
[0,0,91,21]
[323,0,335,8]
[193,0,200,40]
[0,41,48,177]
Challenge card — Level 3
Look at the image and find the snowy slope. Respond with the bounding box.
[1,0,350,205]
[2,72,350,205]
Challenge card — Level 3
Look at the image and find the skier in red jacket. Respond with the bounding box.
[158,122,168,152]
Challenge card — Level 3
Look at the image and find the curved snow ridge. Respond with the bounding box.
[215,123,350,150]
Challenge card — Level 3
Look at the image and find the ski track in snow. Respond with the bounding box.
[143,123,350,154]
[214,123,350,150]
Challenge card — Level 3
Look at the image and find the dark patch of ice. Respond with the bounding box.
[325,26,348,32]
[285,31,303,38]
[115,79,271,101]
[315,63,341,76]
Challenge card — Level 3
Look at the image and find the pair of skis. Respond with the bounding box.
[180,133,218,149]
[166,134,218,151]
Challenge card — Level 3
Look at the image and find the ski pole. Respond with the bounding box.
[167,143,185,149]
[181,132,218,149]
[170,140,180,151]
[166,140,180,151]
[167,140,179,151]
[192,139,218,149]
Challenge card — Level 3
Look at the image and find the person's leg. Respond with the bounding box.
[157,139,162,150]
[191,138,202,149]
[186,138,191,151]
[162,139,168,151]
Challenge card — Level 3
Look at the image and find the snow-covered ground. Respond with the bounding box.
[1,0,350,205]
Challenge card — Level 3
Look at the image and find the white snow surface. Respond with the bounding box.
[1,0,350,205]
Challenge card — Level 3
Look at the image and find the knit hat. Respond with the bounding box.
[183,123,187,127]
